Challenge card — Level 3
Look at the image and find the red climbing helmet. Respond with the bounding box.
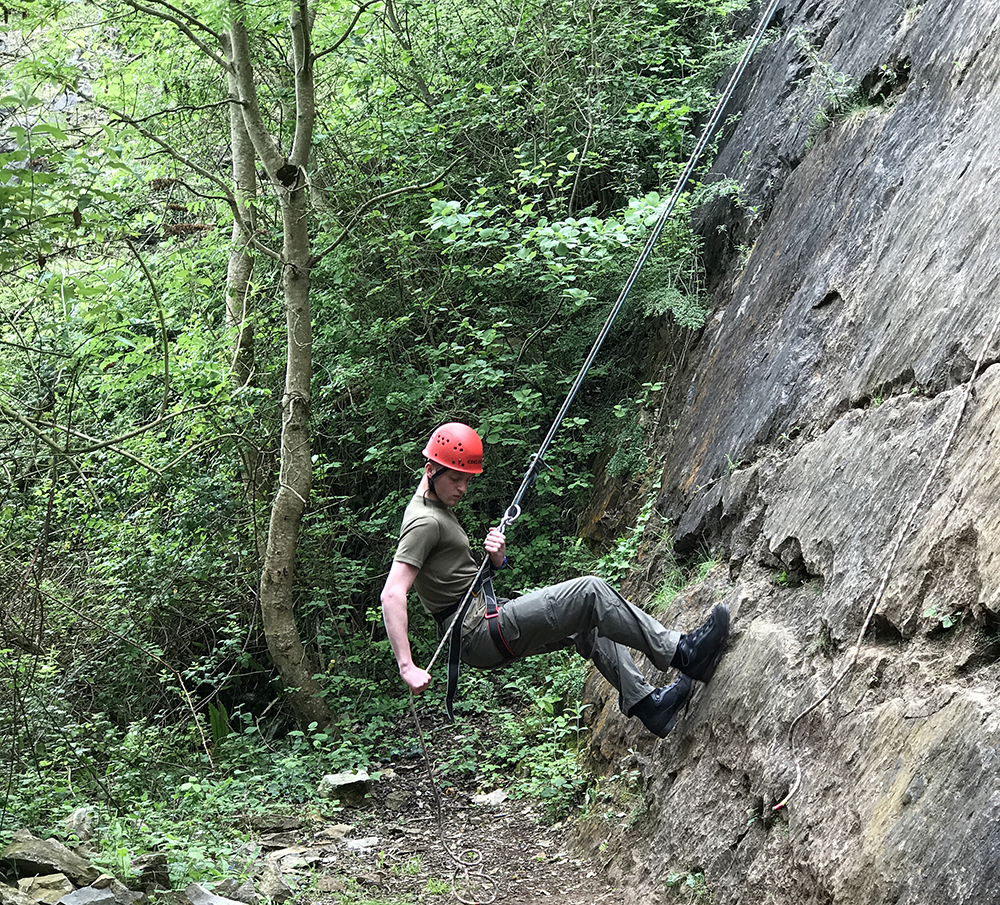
[422,422,483,474]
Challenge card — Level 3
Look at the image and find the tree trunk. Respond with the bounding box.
[225,71,257,393]
[229,7,332,727]
[223,36,268,510]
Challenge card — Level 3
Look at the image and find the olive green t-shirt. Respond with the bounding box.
[393,493,479,615]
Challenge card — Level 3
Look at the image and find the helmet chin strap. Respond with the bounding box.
[426,462,447,498]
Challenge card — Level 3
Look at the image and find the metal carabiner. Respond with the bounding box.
[500,503,521,530]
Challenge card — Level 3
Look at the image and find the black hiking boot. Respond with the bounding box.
[629,674,693,738]
[671,604,730,682]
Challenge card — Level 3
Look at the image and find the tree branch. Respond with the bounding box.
[313,0,384,62]
[289,0,315,167]
[124,238,171,420]
[0,400,218,476]
[94,101,281,263]
[161,432,262,472]
[309,162,457,265]
[119,0,229,70]
[0,402,65,456]
[229,20,285,180]
[45,402,213,454]
[118,99,232,127]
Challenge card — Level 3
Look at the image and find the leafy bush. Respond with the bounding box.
[1,0,749,864]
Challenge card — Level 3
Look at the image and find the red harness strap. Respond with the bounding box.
[481,571,515,659]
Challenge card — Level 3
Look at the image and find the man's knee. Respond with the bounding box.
[576,574,612,597]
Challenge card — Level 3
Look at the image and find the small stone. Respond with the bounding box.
[384,791,412,811]
[17,875,73,905]
[471,790,508,807]
[344,837,379,852]
[313,824,352,842]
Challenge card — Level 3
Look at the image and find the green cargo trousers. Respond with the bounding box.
[459,575,681,714]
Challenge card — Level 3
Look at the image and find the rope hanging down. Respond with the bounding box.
[773,301,1000,811]
[424,0,784,677]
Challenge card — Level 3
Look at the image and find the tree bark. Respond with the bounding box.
[222,32,268,508]
[229,7,331,727]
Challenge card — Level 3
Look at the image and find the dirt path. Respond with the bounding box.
[254,706,623,905]
[296,757,621,905]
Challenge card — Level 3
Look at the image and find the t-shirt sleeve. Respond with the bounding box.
[394,512,440,569]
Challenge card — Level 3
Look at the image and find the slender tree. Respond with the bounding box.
[91,0,448,725]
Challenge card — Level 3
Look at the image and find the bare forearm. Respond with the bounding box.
[381,585,432,693]
[382,589,414,670]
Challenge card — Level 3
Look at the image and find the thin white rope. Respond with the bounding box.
[774,303,1000,810]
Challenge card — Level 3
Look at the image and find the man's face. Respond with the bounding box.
[430,466,473,507]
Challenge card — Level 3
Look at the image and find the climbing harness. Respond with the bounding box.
[773,301,1000,811]
[440,565,515,721]
[481,569,515,661]
[409,1,785,896]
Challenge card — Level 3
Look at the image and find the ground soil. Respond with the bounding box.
[255,709,623,905]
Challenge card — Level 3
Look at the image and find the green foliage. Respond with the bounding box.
[1,0,749,871]
[922,604,959,630]
[793,30,861,147]
[484,651,592,822]
[666,869,713,902]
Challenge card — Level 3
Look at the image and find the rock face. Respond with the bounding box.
[578,1,1000,903]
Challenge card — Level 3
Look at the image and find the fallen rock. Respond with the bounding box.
[61,810,97,845]
[55,879,143,905]
[17,873,73,905]
[313,877,345,894]
[0,832,99,887]
[316,771,370,808]
[245,816,301,834]
[0,884,41,905]
[182,883,244,905]
[130,854,169,893]
[472,790,508,807]
[265,846,320,873]
[57,888,116,905]
[253,865,290,903]
[343,837,378,852]
[207,880,257,905]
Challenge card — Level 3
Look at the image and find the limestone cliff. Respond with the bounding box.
[576,2,1000,903]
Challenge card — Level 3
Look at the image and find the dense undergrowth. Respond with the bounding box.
[0,0,751,884]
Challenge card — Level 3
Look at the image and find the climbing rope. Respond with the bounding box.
[501,0,784,529]
[773,302,1000,810]
[425,0,785,675]
[409,693,498,904]
[407,2,786,898]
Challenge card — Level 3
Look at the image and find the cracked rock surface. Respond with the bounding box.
[576,1,1000,903]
